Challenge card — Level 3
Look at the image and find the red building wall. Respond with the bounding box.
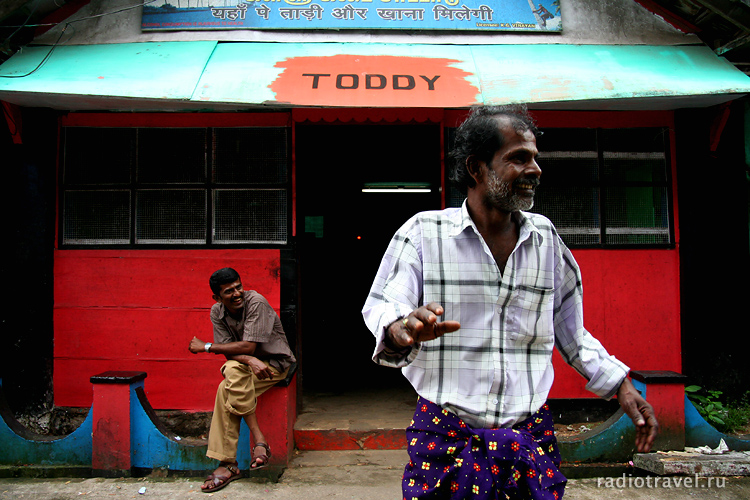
[53,249,282,410]
[550,249,681,398]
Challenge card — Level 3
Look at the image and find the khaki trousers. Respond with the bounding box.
[206,360,287,462]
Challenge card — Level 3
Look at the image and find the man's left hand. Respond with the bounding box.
[237,355,274,380]
[617,378,659,453]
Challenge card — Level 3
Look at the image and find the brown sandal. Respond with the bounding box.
[202,462,241,493]
[251,442,271,469]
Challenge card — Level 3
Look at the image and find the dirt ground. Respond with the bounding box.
[554,422,603,438]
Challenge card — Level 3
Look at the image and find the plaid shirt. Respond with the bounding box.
[362,201,629,429]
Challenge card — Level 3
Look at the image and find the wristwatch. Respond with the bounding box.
[204,342,213,353]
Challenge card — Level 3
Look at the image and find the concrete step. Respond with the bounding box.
[633,450,750,476]
[294,387,416,450]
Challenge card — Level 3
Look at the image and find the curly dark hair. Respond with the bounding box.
[448,105,539,195]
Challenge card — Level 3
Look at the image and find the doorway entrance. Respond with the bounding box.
[295,123,442,393]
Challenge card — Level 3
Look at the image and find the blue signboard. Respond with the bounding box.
[142,0,561,31]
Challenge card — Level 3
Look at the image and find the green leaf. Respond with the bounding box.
[710,416,726,425]
[684,385,702,393]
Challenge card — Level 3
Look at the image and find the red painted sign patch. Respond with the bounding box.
[270,54,480,107]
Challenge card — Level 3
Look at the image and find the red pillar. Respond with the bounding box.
[257,370,298,464]
[90,371,146,475]
[630,370,688,451]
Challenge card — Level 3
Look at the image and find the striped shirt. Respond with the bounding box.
[212,290,296,372]
[362,201,629,429]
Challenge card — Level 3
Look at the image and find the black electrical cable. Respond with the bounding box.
[0,0,158,78]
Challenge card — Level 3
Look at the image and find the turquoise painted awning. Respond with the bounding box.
[0,41,218,109]
[0,41,748,110]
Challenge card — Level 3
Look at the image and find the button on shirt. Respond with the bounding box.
[212,290,296,373]
[362,201,629,429]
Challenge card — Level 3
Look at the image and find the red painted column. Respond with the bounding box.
[254,363,299,465]
[90,371,147,476]
[630,370,688,451]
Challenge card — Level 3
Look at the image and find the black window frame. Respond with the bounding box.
[59,124,292,249]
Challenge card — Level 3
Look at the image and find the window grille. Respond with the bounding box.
[213,189,288,244]
[63,128,134,184]
[213,128,288,184]
[61,126,289,246]
[62,190,131,244]
[136,189,207,244]
[137,128,208,184]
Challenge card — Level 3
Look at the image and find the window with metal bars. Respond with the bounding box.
[444,126,673,248]
[60,126,290,246]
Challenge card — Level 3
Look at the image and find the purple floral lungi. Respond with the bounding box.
[402,397,567,500]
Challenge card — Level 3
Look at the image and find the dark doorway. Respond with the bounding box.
[296,123,442,392]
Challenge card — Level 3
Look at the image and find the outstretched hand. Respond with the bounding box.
[618,378,659,453]
[387,302,461,348]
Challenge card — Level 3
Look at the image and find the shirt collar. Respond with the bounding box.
[515,210,545,246]
[452,199,544,246]
[450,199,472,237]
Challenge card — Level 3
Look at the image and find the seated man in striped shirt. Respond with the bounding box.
[362,105,658,499]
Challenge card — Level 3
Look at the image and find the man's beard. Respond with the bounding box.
[486,170,536,212]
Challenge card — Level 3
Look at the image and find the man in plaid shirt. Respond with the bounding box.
[362,105,658,499]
